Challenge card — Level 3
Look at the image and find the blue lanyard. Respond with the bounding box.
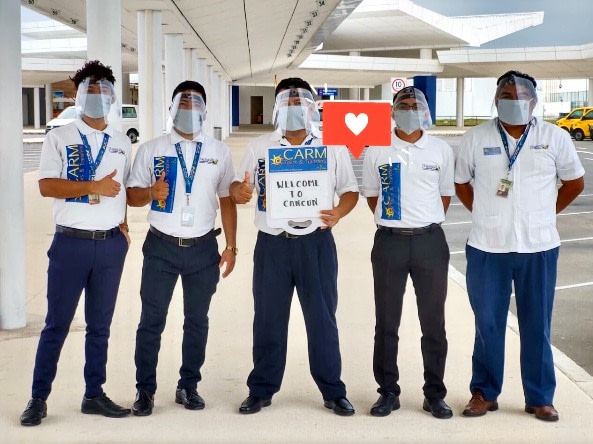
[174,142,202,195]
[496,119,532,172]
[78,130,110,178]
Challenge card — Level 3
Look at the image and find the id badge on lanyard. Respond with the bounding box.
[175,142,202,227]
[496,120,531,198]
[79,130,110,205]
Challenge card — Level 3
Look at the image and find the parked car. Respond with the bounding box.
[45,104,140,143]
[556,107,593,132]
[569,109,593,141]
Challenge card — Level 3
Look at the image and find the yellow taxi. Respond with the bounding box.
[556,107,593,132]
[569,109,593,141]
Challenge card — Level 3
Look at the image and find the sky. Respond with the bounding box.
[413,0,590,48]
[21,6,51,23]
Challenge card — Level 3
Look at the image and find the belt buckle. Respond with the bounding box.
[93,231,107,240]
[178,237,191,247]
[281,231,299,239]
[399,229,415,236]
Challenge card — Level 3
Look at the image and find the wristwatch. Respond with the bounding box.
[225,246,238,255]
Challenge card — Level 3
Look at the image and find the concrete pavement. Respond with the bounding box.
[2,127,593,443]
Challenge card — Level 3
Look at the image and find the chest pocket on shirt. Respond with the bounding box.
[529,146,555,172]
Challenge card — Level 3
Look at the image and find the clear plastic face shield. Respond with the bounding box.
[75,77,119,125]
[494,75,538,126]
[167,91,207,136]
[392,87,432,135]
[272,87,320,136]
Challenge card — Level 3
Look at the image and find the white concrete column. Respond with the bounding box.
[349,51,360,100]
[589,79,593,106]
[456,77,465,128]
[137,10,163,140]
[195,57,207,85]
[225,82,231,138]
[87,0,123,130]
[420,48,432,59]
[219,77,227,139]
[207,66,218,137]
[0,0,25,329]
[121,72,131,104]
[363,88,370,101]
[33,86,41,129]
[45,83,53,124]
[381,82,392,101]
[164,33,184,106]
[183,48,193,80]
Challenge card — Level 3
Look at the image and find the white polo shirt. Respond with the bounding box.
[361,131,455,228]
[233,128,359,235]
[455,117,585,253]
[128,130,234,238]
[38,118,131,230]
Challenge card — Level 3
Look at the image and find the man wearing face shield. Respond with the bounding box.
[230,78,359,416]
[361,86,455,419]
[20,61,132,426]
[455,71,585,421]
[126,80,237,416]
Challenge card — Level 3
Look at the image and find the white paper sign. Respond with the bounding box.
[265,145,333,235]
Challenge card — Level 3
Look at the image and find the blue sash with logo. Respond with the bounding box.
[379,163,401,220]
[65,144,92,203]
[151,156,178,213]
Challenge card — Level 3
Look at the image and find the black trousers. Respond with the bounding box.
[246,230,347,401]
[134,230,220,394]
[371,226,449,399]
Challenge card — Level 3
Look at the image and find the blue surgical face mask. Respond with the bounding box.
[277,106,306,131]
[174,109,203,134]
[83,94,111,119]
[393,109,424,135]
[497,99,533,125]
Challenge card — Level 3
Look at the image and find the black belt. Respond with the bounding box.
[56,225,120,240]
[377,223,440,236]
[277,227,328,239]
[149,226,221,247]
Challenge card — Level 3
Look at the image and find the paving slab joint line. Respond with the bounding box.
[448,264,593,401]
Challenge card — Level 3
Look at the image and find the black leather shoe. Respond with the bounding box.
[324,396,355,416]
[132,389,154,416]
[175,388,205,410]
[423,397,453,419]
[20,398,47,426]
[370,392,400,417]
[239,395,271,414]
[81,392,131,418]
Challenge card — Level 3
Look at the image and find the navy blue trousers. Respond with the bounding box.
[32,231,128,400]
[247,230,347,401]
[466,244,559,406]
[134,230,220,394]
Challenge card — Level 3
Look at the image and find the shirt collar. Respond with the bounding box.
[168,128,205,145]
[391,129,427,149]
[75,117,114,137]
[269,124,322,143]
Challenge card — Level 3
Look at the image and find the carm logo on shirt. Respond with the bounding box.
[483,146,501,156]
[379,163,401,220]
[257,158,266,211]
[151,156,178,213]
[531,144,549,150]
[422,163,440,172]
[268,147,328,173]
[200,157,219,164]
[65,144,90,203]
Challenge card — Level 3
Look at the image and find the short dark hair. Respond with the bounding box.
[392,86,429,104]
[497,70,537,89]
[70,60,116,89]
[275,78,315,97]
[172,80,207,104]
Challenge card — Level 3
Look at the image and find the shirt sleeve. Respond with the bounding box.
[439,142,456,196]
[555,129,585,181]
[334,146,359,197]
[454,131,476,184]
[361,147,380,197]
[126,143,151,188]
[38,132,64,179]
[217,147,235,198]
[233,143,257,187]
[122,138,132,187]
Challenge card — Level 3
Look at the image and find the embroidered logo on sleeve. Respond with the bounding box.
[483,147,502,155]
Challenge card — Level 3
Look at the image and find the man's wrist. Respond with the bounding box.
[225,245,238,255]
